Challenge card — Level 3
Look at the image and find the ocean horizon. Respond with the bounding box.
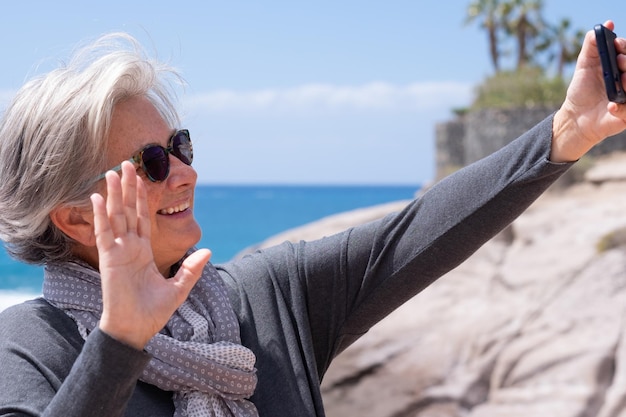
[0,183,419,311]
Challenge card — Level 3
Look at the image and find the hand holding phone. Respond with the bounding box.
[594,24,626,104]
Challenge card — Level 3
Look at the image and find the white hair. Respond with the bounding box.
[0,33,183,264]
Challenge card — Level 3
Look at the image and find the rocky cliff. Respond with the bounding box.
[248,152,626,417]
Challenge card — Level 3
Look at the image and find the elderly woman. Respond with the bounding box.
[0,21,625,417]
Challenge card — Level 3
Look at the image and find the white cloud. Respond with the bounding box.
[180,81,475,184]
[184,81,473,114]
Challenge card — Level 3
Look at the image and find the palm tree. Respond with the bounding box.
[546,18,585,78]
[500,0,545,70]
[466,0,505,72]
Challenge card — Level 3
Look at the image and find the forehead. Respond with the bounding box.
[106,97,171,161]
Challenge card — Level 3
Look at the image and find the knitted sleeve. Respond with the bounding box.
[0,299,151,417]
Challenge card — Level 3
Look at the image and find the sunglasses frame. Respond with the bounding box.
[94,129,193,183]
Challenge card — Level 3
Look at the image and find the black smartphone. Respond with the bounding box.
[595,24,626,104]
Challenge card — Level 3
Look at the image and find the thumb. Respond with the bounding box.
[171,248,212,300]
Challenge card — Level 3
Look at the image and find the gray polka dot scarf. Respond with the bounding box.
[42,255,259,417]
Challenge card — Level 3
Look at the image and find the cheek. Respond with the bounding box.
[145,196,161,225]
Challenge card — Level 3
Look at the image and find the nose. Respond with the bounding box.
[166,153,197,188]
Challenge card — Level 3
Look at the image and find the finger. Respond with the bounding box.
[608,100,626,118]
[104,169,126,237]
[120,161,138,234]
[90,192,115,251]
[170,249,212,302]
[619,54,626,72]
[136,175,151,239]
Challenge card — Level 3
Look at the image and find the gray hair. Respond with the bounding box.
[0,33,183,264]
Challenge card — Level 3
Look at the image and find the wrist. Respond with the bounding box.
[99,317,149,351]
[550,106,596,163]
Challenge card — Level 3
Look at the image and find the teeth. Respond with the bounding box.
[158,201,190,215]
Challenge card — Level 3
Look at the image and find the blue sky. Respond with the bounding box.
[0,1,616,184]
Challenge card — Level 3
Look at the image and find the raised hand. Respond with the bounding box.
[552,20,626,162]
[90,161,211,349]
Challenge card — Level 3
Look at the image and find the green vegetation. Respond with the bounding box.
[472,67,567,109]
[465,0,585,109]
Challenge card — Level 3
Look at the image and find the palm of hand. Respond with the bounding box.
[91,162,210,349]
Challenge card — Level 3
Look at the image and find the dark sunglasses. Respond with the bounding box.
[94,129,193,183]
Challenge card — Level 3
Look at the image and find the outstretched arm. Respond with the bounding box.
[90,161,211,349]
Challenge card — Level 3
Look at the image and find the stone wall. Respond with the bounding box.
[435,106,626,180]
[434,118,466,178]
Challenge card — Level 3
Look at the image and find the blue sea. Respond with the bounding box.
[0,184,418,310]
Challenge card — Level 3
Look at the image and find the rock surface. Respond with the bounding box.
[248,152,626,417]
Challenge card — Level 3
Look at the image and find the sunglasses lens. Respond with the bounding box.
[171,130,193,165]
[141,146,169,181]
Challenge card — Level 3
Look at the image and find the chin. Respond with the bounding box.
[174,221,202,248]
[155,230,203,270]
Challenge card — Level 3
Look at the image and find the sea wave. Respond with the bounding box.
[0,290,40,312]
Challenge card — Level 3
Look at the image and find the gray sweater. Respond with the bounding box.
[0,115,571,416]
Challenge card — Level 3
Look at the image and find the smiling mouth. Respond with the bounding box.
[158,201,191,215]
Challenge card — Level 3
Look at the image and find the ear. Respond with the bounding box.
[50,205,96,247]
